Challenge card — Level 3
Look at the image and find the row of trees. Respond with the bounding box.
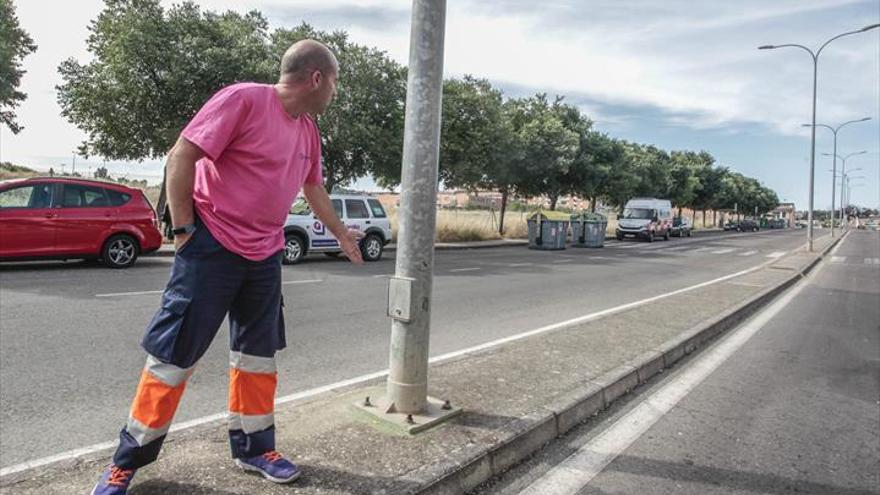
[53,0,779,233]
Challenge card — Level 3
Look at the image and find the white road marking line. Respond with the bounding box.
[726,281,764,288]
[517,254,825,495]
[739,250,758,256]
[710,248,735,254]
[509,262,534,267]
[661,246,691,252]
[693,247,714,253]
[553,259,573,264]
[766,251,787,259]
[449,267,482,272]
[616,243,642,249]
[95,290,164,298]
[589,256,612,260]
[281,279,323,285]
[830,256,846,264]
[864,258,880,265]
[1,241,808,478]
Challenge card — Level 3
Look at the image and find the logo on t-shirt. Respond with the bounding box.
[299,152,310,162]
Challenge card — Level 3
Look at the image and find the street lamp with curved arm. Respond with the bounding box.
[759,23,879,249]
[806,118,871,236]
[823,151,868,227]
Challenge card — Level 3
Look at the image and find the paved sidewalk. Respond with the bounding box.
[0,235,835,495]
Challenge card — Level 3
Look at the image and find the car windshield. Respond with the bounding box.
[290,198,311,215]
[623,208,653,220]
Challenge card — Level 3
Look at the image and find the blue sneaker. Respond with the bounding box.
[90,464,136,494]
[234,450,301,483]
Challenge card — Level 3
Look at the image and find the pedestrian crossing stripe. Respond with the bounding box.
[739,250,758,256]
[830,256,846,264]
[864,258,880,265]
[766,251,786,259]
[711,248,735,254]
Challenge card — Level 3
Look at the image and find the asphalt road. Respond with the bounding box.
[0,229,813,468]
[477,230,879,495]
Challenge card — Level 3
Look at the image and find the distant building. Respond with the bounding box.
[770,203,796,227]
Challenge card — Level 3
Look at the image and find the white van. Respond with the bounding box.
[282,194,393,264]
[615,198,674,242]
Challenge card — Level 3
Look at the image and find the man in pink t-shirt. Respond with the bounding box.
[92,40,361,495]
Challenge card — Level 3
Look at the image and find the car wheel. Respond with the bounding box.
[102,234,139,269]
[687,229,692,237]
[664,229,670,241]
[616,234,624,241]
[283,234,306,265]
[360,234,384,262]
[647,231,654,243]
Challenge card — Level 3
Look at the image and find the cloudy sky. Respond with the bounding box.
[2,0,878,208]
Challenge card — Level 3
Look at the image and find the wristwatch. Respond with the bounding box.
[172,224,197,236]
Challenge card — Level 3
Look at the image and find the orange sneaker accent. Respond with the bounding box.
[262,450,283,463]
[228,368,277,416]
[107,465,134,487]
[130,369,187,428]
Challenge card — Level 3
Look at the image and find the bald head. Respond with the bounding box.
[280,39,338,82]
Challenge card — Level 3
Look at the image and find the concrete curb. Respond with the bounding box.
[413,234,844,494]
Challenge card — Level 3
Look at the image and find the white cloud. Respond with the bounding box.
[2,0,877,172]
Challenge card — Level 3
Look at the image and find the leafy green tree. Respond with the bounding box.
[57,0,276,160]
[271,24,406,192]
[506,94,579,210]
[438,76,507,191]
[0,0,37,134]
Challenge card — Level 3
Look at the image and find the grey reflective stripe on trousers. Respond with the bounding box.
[126,416,172,446]
[227,412,275,433]
[146,354,194,386]
[229,351,277,374]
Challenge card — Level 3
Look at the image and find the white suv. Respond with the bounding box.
[282,194,393,264]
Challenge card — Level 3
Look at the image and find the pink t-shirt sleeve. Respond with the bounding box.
[182,86,249,161]
[304,117,324,186]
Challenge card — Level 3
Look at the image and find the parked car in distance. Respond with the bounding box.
[670,216,692,237]
[0,177,162,268]
[282,194,392,264]
[738,219,759,232]
[724,221,740,231]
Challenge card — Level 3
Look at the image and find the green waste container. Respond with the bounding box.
[571,212,607,248]
[527,210,570,250]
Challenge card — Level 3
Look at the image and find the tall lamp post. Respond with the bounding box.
[759,23,879,251]
[846,176,867,223]
[805,118,871,236]
[823,151,866,229]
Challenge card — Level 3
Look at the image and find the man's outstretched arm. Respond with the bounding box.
[302,183,364,264]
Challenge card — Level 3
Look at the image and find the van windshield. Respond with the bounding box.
[623,208,653,220]
[290,198,311,215]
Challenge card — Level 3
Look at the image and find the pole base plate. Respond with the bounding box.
[354,395,462,434]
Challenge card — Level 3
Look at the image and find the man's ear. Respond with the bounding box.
[312,70,322,89]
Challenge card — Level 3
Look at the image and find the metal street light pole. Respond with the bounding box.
[805,118,871,236]
[759,23,879,251]
[825,151,867,229]
[361,0,459,433]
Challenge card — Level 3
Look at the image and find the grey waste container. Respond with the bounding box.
[527,211,570,250]
[571,212,607,248]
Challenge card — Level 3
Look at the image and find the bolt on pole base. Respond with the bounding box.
[354,395,461,435]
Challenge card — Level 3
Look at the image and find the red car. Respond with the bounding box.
[0,177,163,268]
